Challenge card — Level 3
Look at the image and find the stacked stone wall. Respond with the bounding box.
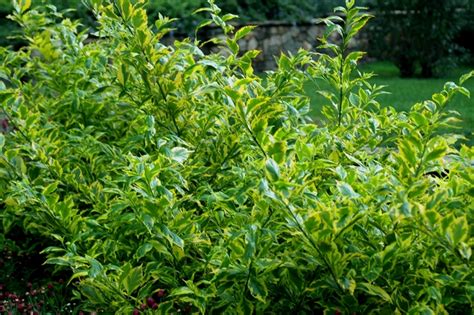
[164,20,370,71]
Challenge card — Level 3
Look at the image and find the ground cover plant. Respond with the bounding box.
[0,0,473,313]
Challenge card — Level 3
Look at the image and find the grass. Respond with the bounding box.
[305,61,474,146]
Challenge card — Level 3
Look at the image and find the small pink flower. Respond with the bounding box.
[0,118,8,131]
[16,303,25,311]
[146,297,155,307]
[156,289,165,298]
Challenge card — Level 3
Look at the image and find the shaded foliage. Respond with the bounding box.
[370,0,473,77]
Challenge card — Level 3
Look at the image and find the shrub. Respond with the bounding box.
[0,0,93,47]
[1,0,473,313]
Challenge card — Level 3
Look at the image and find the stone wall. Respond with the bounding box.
[166,20,369,72]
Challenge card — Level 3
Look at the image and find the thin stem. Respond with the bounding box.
[241,119,267,158]
[337,54,344,127]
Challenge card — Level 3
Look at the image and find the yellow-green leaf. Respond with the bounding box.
[248,276,268,303]
[359,283,392,302]
[235,25,256,41]
[265,158,280,181]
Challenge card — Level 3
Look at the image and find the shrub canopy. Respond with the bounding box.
[0,0,473,313]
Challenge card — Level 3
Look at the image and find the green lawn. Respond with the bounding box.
[305,61,474,146]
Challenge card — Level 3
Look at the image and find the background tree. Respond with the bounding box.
[371,0,471,77]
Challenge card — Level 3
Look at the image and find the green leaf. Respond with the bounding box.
[400,200,412,216]
[0,134,4,152]
[170,286,194,296]
[349,93,359,106]
[411,112,428,127]
[41,246,65,254]
[235,25,256,41]
[131,9,147,28]
[135,242,153,259]
[265,158,280,181]
[143,214,154,233]
[337,182,360,199]
[278,54,292,71]
[226,38,239,55]
[341,277,356,295]
[222,13,238,22]
[248,276,268,302]
[243,224,257,261]
[160,224,184,249]
[359,283,392,302]
[121,265,143,294]
[11,156,26,175]
[432,93,446,106]
[81,284,106,304]
[425,141,447,162]
[44,257,70,267]
[269,141,287,164]
[448,216,468,247]
[13,0,31,13]
[88,258,103,278]
[408,305,435,315]
[425,286,441,302]
[398,139,417,167]
[117,63,128,86]
[459,70,474,85]
[170,147,192,164]
[458,242,471,260]
[457,86,470,98]
[335,165,347,180]
[117,0,133,19]
[237,298,255,314]
[157,302,175,313]
[42,181,59,195]
[193,7,213,14]
[295,140,312,161]
[259,179,277,200]
[68,271,89,285]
